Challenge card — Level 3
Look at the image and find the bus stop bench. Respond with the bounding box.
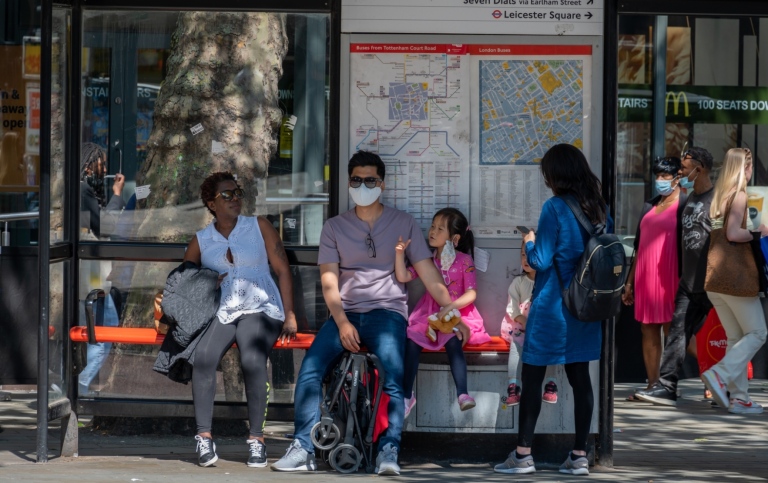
[68,327,510,353]
[70,289,510,352]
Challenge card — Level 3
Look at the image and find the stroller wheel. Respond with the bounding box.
[329,444,362,474]
[319,448,331,465]
[311,421,342,450]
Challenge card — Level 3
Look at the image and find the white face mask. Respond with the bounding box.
[349,185,381,207]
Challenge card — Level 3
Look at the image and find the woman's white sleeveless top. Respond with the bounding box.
[197,215,285,324]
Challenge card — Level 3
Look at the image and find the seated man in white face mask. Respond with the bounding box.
[272,151,470,476]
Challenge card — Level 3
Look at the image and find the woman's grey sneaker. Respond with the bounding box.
[194,435,218,467]
[375,443,401,476]
[247,439,267,467]
[493,451,536,474]
[270,440,317,472]
[559,453,589,475]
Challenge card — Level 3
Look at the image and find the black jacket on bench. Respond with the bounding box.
[153,261,221,383]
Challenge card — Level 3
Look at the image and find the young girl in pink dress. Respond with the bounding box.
[395,208,490,416]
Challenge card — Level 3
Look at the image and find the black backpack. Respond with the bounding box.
[553,195,627,322]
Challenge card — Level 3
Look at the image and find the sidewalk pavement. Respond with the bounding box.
[1,379,766,482]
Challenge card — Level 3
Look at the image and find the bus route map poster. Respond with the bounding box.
[470,45,592,238]
[349,44,471,231]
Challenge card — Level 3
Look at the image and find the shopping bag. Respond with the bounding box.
[697,308,754,380]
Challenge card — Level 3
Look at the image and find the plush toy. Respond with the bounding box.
[426,308,462,342]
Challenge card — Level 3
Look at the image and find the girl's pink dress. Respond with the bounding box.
[407,251,491,349]
[634,199,680,324]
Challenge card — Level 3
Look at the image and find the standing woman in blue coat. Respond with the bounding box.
[495,144,604,476]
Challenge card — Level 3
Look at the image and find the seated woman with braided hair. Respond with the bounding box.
[183,171,298,468]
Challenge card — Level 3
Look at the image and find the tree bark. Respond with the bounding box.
[103,12,288,401]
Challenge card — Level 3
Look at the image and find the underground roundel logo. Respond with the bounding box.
[492,10,502,18]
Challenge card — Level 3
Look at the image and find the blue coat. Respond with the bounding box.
[522,197,603,366]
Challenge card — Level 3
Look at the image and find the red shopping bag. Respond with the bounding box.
[697,308,753,380]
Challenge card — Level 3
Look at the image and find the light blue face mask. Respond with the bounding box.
[655,179,676,196]
[679,169,699,190]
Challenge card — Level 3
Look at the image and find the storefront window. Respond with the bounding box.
[0,0,41,246]
[80,11,330,246]
[617,15,768,247]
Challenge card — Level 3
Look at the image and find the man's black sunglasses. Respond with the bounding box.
[365,233,376,258]
[349,176,383,189]
[215,188,245,201]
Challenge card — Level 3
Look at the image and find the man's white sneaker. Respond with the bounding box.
[375,443,401,476]
[270,440,317,472]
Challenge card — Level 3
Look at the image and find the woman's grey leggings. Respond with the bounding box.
[192,313,283,437]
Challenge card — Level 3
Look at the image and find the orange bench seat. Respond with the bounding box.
[69,327,510,353]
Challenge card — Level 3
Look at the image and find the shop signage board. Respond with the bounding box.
[342,0,604,36]
[620,84,768,124]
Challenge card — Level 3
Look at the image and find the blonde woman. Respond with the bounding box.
[702,148,768,414]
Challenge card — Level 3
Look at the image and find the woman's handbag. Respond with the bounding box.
[704,195,759,297]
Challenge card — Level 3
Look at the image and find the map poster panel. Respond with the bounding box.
[349,44,471,231]
[469,45,593,238]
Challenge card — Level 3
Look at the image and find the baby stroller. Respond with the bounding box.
[310,351,388,473]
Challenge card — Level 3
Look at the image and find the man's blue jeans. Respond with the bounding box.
[78,293,120,395]
[294,309,406,453]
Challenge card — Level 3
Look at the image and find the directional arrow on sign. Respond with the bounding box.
[586,12,593,19]
[587,0,594,4]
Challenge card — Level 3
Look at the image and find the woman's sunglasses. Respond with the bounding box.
[349,176,382,189]
[215,188,245,201]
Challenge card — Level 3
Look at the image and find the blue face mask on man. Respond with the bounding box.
[655,178,677,196]
[678,168,699,190]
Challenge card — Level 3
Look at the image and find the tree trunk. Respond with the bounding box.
[103,12,288,402]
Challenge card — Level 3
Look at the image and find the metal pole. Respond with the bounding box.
[37,0,53,464]
[651,16,669,162]
[598,0,619,468]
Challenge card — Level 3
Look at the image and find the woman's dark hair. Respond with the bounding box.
[540,144,606,224]
[652,156,681,176]
[200,171,239,216]
[80,142,107,206]
[80,142,106,180]
[434,207,474,257]
[348,150,386,180]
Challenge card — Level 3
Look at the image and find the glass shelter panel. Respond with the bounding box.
[80,11,330,246]
[77,260,324,402]
[49,260,68,402]
[617,14,768,246]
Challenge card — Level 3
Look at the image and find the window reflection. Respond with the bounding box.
[80,11,330,245]
[617,15,768,249]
